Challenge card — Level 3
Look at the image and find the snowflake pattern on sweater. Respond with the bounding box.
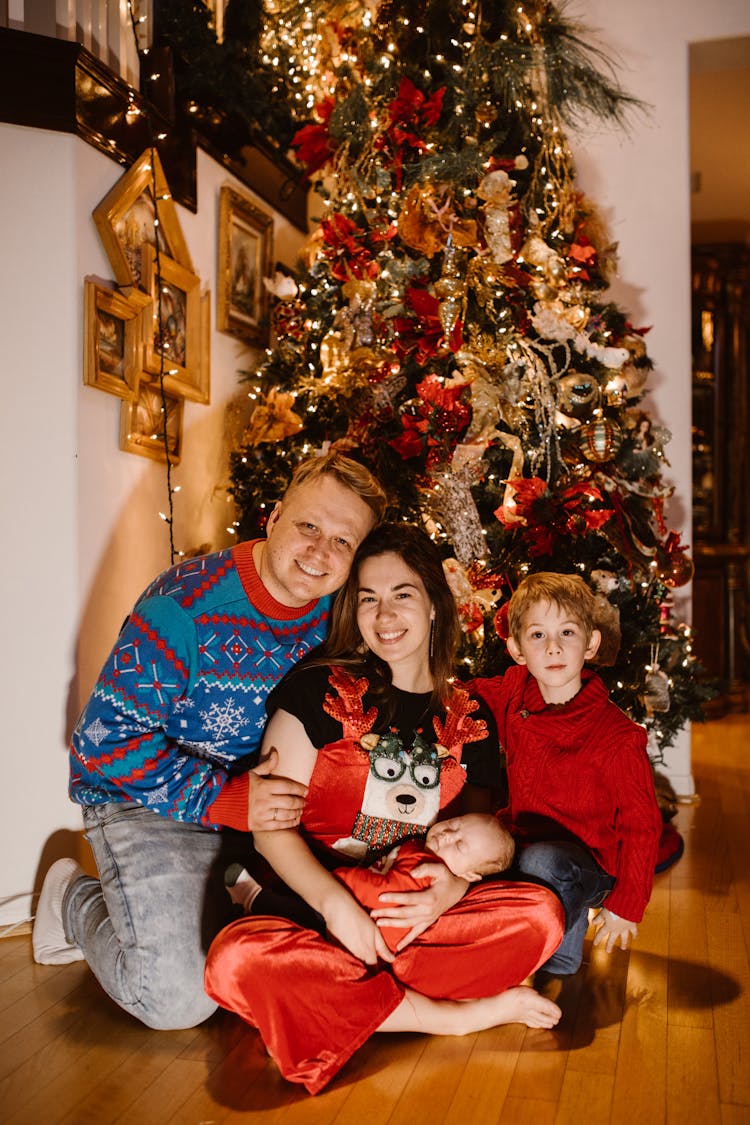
[70,541,331,826]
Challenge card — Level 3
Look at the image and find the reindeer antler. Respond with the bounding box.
[324,666,378,738]
[432,686,488,754]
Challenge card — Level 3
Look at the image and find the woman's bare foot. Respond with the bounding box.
[490,985,561,1029]
[377,984,561,1037]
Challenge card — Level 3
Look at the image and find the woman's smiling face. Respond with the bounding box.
[356,552,434,689]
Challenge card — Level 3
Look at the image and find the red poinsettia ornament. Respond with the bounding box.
[292,97,337,176]
[375,77,446,188]
[392,286,463,362]
[389,374,471,466]
[494,476,613,557]
[319,213,380,282]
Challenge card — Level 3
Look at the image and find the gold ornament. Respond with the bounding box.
[530,279,558,301]
[242,387,303,446]
[475,100,498,126]
[478,170,515,264]
[578,418,623,463]
[341,279,377,304]
[603,371,629,406]
[399,183,477,258]
[557,371,600,418]
[345,346,386,380]
[434,239,466,337]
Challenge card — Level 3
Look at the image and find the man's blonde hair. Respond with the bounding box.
[507,572,598,642]
[284,451,387,524]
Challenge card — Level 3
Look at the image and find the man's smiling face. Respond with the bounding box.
[258,474,376,607]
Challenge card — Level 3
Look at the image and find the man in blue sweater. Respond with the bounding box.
[33,452,386,1029]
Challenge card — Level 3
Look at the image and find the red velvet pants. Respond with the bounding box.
[204,879,563,1095]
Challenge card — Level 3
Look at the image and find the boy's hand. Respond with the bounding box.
[591,907,638,953]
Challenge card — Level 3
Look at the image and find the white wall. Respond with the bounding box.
[0,126,304,924]
[3,0,750,926]
[570,0,750,796]
[1,128,81,924]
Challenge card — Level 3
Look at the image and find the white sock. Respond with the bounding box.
[226,868,263,913]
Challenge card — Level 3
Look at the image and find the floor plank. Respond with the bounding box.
[666,1024,722,1125]
[706,910,750,1109]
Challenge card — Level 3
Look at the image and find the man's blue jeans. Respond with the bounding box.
[516,841,615,974]
[63,802,252,1029]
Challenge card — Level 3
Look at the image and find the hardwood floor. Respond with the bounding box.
[2,712,749,1124]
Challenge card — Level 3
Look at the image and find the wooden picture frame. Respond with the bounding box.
[200,288,211,404]
[216,186,273,346]
[83,280,148,398]
[93,148,194,291]
[119,377,184,464]
[141,245,205,402]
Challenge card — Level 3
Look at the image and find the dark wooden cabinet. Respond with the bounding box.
[691,243,750,712]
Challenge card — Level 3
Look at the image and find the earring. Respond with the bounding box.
[429,618,435,660]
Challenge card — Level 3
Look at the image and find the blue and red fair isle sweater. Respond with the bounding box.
[69,540,332,830]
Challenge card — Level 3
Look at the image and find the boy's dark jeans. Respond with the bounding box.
[516,840,615,974]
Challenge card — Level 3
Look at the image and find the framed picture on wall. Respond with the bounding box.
[200,287,211,401]
[93,148,194,291]
[141,245,206,402]
[119,377,184,464]
[216,186,273,346]
[83,280,149,398]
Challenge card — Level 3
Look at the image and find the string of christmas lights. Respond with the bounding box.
[124,0,179,564]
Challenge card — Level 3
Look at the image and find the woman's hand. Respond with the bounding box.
[370,863,468,951]
[591,907,638,953]
[324,893,395,965]
[247,747,308,831]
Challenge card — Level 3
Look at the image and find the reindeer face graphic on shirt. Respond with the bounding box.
[333,730,446,859]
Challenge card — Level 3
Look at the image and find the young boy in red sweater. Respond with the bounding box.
[472,572,662,975]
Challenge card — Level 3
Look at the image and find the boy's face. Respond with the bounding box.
[507,599,601,705]
[425,815,510,881]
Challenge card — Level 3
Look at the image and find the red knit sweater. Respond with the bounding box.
[472,666,662,922]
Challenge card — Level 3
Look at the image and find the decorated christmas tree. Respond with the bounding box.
[225,0,711,762]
